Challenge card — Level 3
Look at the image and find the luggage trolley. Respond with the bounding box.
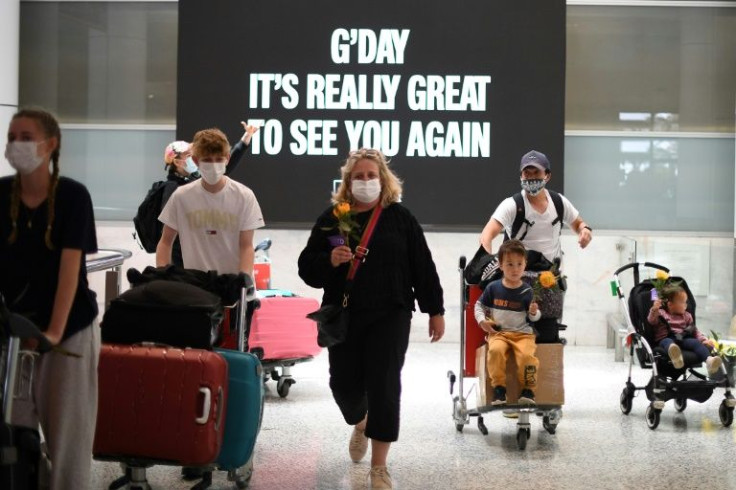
[448,256,564,450]
[247,238,321,399]
[95,266,263,490]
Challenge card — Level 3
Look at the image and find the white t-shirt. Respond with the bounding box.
[491,189,579,262]
[159,177,264,274]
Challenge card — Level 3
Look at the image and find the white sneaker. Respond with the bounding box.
[668,343,684,369]
[369,466,392,489]
[348,426,368,463]
[706,356,723,376]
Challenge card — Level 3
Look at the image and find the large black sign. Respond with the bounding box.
[178,0,565,228]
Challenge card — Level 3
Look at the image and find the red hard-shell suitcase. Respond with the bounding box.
[248,296,321,361]
[93,344,228,466]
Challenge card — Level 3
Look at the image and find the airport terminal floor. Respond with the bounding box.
[90,342,736,490]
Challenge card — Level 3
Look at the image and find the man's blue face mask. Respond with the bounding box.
[184,156,199,175]
[521,178,546,196]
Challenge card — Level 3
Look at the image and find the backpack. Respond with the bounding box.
[464,190,565,284]
[506,189,565,241]
[132,180,173,253]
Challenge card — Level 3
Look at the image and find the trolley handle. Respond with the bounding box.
[458,255,466,270]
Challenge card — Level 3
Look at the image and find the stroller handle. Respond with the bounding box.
[613,261,669,278]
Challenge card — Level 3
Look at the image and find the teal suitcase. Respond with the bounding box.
[215,349,264,471]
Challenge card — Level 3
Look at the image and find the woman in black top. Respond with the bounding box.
[1,108,99,489]
[298,148,445,489]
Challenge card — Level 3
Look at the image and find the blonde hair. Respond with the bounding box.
[332,148,402,207]
[191,128,230,159]
[7,108,61,250]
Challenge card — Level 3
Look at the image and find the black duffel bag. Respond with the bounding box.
[101,280,224,349]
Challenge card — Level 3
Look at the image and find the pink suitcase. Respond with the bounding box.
[248,295,321,361]
[94,344,228,466]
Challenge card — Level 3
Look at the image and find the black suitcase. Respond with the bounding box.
[0,425,41,490]
[101,280,224,349]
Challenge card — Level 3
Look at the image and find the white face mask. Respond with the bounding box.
[5,141,45,175]
[198,161,227,185]
[351,178,381,204]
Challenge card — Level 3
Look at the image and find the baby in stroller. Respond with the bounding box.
[647,284,721,376]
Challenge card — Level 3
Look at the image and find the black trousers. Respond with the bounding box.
[328,308,412,442]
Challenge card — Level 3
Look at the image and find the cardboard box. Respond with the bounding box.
[476,343,564,406]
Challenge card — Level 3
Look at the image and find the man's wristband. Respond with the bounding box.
[583,225,593,232]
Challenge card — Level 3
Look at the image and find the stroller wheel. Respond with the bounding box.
[645,403,661,430]
[674,397,687,413]
[542,415,557,434]
[619,388,633,415]
[719,401,734,427]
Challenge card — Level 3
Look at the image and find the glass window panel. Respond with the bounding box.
[564,135,735,232]
[567,6,736,133]
[60,128,175,220]
[19,2,177,124]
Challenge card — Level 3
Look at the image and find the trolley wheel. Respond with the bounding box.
[719,401,734,427]
[542,416,557,434]
[455,423,464,433]
[277,378,294,398]
[674,397,687,412]
[619,388,633,415]
[516,428,528,450]
[645,403,661,430]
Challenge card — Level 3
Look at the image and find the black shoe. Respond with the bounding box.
[491,386,507,406]
[181,467,205,481]
[518,389,536,405]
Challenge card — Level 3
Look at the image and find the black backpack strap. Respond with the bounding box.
[507,193,533,241]
[547,189,564,235]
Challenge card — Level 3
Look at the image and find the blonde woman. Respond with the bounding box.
[298,148,445,489]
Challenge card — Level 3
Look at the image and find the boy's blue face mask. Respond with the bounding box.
[521,178,546,196]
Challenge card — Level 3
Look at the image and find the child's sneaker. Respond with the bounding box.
[369,466,392,489]
[668,343,684,369]
[518,389,536,405]
[706,355,723,376]
[491,386,507,405]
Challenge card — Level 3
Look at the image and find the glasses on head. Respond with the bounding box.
[348,148,381,158]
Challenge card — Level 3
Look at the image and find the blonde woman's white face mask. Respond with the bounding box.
[351,178,381,203]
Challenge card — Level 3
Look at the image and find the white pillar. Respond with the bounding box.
[0,0,19,177]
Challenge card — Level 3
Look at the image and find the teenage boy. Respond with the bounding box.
[156,128,264,275]
[474,239,541,405]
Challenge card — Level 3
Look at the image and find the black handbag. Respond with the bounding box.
[306,304,349,348]
[307,204,383,348]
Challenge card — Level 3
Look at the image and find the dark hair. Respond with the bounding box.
[497,239,527,262]
[662,285,686,304]
[7,108,61,250]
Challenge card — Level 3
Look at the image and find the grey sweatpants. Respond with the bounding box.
[12,321,101,490]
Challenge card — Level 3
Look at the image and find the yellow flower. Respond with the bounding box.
[655,270,669,281]
[322,201,361,247]
[531,267,565,301]
[538,271,557,289]
[333,202,351,218]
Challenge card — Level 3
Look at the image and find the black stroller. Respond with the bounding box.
[611,262,735,429]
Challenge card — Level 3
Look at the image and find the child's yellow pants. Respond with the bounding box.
[486,331,538,389]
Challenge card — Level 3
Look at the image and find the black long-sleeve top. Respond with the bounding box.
[298,202,444,316]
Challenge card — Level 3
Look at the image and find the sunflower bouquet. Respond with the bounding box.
[650,270,681,300]
[322,202,361,247]
[531,266,566,302]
